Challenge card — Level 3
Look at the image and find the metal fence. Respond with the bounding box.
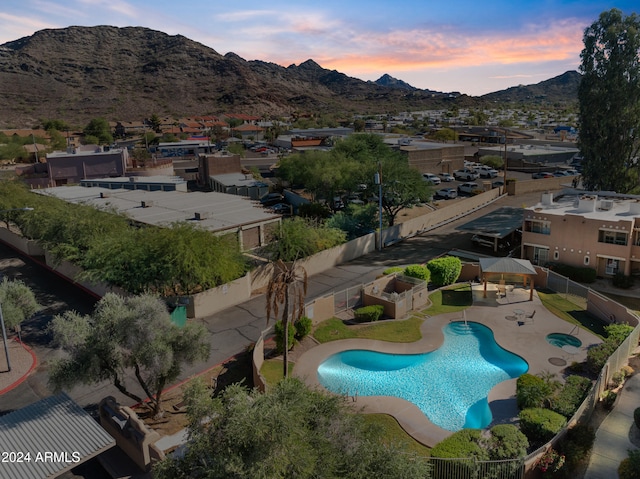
[427,456,524,479]
[334,284,363,314]
[545,269,589,309]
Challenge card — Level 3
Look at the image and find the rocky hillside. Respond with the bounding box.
[481,71,581,103]
[0,26,579,128]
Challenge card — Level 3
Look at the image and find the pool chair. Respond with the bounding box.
[524,310,536,323]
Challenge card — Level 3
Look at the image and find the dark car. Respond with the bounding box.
[532,172,554,179]
[260,192,284,206]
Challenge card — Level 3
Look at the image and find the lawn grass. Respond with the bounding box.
[313,316,424,343]
[362,414,431,457]
[536,289,608,339]
[422,283,472,316]
[260,359,294,386]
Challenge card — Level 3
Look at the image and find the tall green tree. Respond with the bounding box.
[578,8,640,192]
[82,117,113,145]
[48,293,210,417]
[153,378,432,479]
[0,278,39,331]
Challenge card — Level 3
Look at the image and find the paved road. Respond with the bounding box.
[0,191,545,414]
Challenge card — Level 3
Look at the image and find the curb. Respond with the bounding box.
[0,339,38,395]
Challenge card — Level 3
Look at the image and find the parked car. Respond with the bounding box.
[553,170,571,177]
[473,165,499,178]
[532,172,554,179]
[422,173,441,185]
[439,172,455,182]
[471,234,510,250]
[260,192,284,206]
[454,168,480,181]
[435,188,458,199]
[270,203,291,214]
[457,182,481,195]
[492,179,505,188]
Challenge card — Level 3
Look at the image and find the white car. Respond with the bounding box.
[436,188,458,199]
[453,168,480,181]
[422,173,441,185]
[473,165,499,178]
[457,182,480,195]
[439,172,455,182]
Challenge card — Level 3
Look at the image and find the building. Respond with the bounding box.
[398,141,465,174]
[478,144,579,165]
[37,186,281,251]
[521,192,640,277]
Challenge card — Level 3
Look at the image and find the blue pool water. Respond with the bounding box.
[546,333,582,349]
[317,321,528,431]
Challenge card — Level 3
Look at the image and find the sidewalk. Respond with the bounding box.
[584,361,640,478]
[0,337,37,395]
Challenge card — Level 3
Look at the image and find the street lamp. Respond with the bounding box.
[374,162,383,251]
[0,207,34,372]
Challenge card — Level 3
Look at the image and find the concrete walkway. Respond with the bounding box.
[0,338,37,395]
[584,359,640,479]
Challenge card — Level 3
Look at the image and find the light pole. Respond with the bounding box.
[374,162,383,251]
[0,207,33,372]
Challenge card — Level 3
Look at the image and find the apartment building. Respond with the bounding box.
[521,192,640,277]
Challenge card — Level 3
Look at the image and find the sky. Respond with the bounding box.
[0,1,637,96]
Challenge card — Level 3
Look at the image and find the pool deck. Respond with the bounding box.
[293,285,603,447]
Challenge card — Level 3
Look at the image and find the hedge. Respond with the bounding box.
[519,408,567,445]
[551,375,592,418]
[294,316,313,339]
[547,263,597,283]
[354,305,384,322]
[382,266,404,275]
[403,264,431,282]
[516,374,551,410]
[427,256,462,287]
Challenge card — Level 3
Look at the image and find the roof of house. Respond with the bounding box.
[0,393,115,479]
[35,186,281,233]
[456,206,524,239]
[479,257,537,275]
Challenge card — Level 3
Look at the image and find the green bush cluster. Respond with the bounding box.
[557,424,595,472]
[547,263,597,283]
[294,316,312,339]
[274,320,296,354]
[403,264,431,282]
[427,256,462,287]
[587,323,634,374]
[618,450,640,479]
[382,266,404,275]
[612,272,635,289]
[516,373,552,409]
[354,305,384,322]
[601,390,617,410]
[551,375,592,418]
[518,408,567,445]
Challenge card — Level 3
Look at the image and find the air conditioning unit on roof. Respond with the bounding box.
[600,199,614,211]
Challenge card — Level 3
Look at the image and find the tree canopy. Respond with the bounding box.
[153,378,431,479]
[0,277,39,330]
[82,117,113,145]
[578,8,640,192]
[48,293,210,416]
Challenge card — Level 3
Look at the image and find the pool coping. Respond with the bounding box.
[292,288,603,447]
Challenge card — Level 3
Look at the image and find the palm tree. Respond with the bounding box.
[266,260,308,378]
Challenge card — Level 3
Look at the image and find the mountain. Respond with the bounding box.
[0,26,577,128]
[481,71,581,103]
[373,74,417,91]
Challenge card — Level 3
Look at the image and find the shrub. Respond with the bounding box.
[274,320,295,354]
[601,390,617,410]
[605,323,634,346]
[611,371,626,389]
[558,424,595,471]
[294,316,313,340]
[551,375,592,418]
[516,374,551,409]
[536,448,565,478]
[587,341,618,374]
[518,408,567,445]
[382,266,404,275]
[634,407,640,429]
[431,429,488,478]
[353,305,384,322]
[427,256,462,287]
[618,450,640,479]
[613,272,634,289]
[547,263,597,283]
[403,264,431,282]
[485,424,529,460]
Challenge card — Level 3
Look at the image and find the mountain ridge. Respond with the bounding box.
[0,25,579,128]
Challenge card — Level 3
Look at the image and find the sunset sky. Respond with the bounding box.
[1,1,637,96]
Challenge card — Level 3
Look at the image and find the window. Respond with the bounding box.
[598,230,628,245]
[605,259,619,275]
[532,246,549,265]
[553,251,559,260]
[524,219,551,235]
[584,256,590,265]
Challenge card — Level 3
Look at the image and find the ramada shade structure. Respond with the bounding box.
[479,257,538,301]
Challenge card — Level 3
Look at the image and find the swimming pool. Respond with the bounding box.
[317,321,528,431]
[546,333,582,349]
